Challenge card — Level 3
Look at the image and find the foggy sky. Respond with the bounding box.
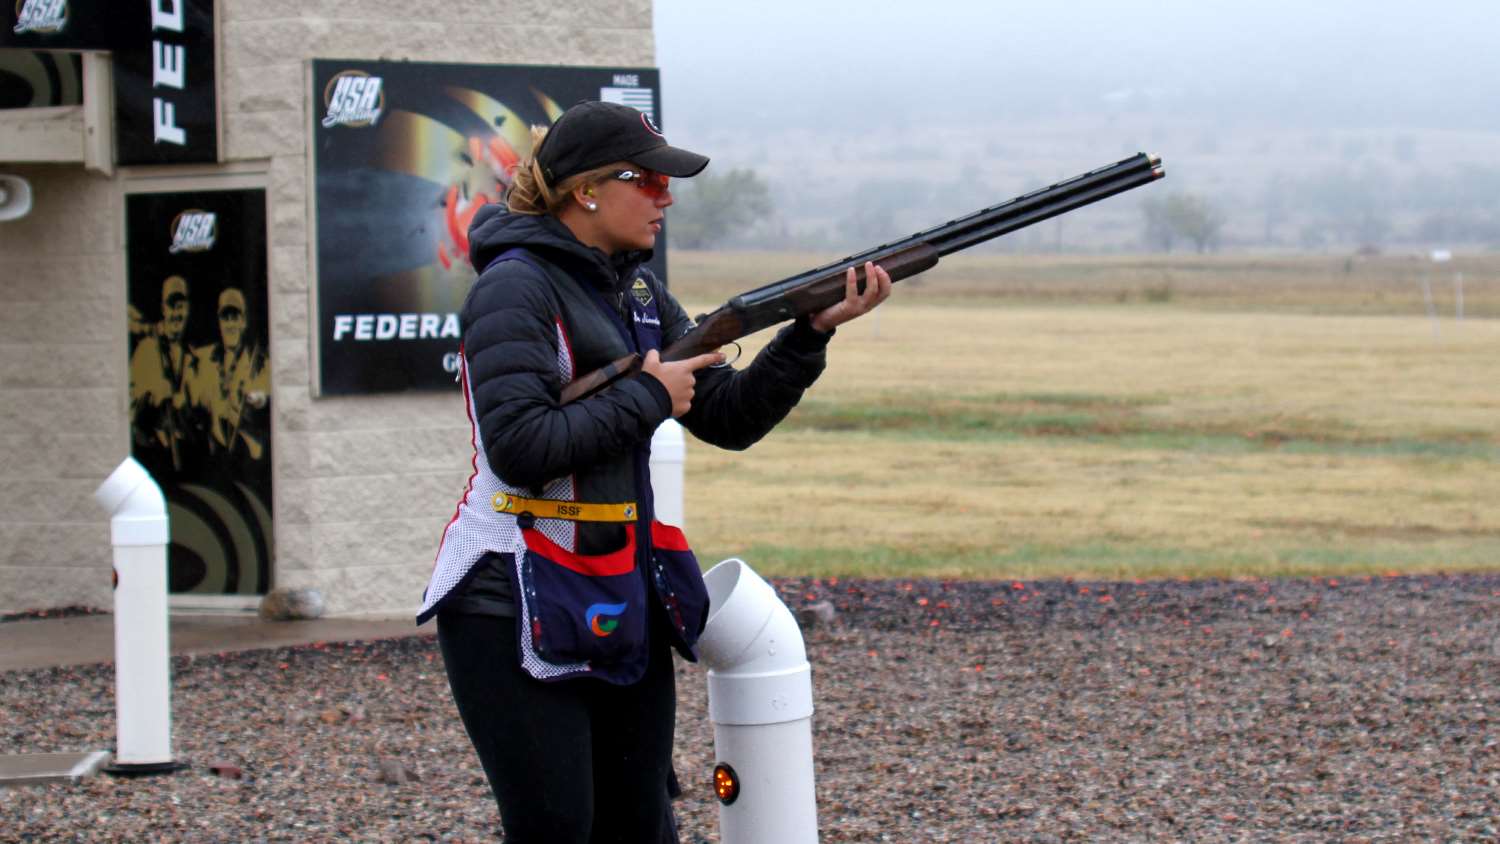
[654,0,1497,142]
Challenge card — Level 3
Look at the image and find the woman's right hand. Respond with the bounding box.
[640,348,725,417]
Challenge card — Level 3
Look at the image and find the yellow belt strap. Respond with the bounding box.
[491,492,637,523]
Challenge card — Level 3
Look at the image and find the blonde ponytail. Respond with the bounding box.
[506,125,626,216]
[505,126,556,215]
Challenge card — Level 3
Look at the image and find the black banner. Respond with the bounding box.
[2,0,219,164]
[112,0,218,164]
[310,59,664,395]
[2,0,133,49]
[126,189,272,596]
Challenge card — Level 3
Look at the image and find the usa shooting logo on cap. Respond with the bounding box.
[168,209,217,254]
[12,0,68,34]
[322,70,385,128]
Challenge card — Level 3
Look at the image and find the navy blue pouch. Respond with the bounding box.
[518,524,648,666]
[649,522,711,659]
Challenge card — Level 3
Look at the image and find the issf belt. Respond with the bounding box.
[491,492,637,523]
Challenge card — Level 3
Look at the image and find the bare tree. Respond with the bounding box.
[668,169,773,250]
[1142,193,1225,253]
[1166,193,1227,253]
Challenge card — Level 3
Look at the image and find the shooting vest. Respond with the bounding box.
[420,248,708,685]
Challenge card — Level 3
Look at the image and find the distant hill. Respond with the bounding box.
[671,114,1500,256]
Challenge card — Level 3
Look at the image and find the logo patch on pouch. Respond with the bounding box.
[630,277,654,307]
[586,602,628,637]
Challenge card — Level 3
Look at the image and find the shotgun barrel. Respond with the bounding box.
[734,152,1162,309]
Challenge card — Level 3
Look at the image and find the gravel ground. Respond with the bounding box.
[2,573,1497,842]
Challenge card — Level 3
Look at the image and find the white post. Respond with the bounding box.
[650,419,686,529]
[1428,249,1452,333]
[1455,272,1464,320]
[698,559,818,844]
[1419,272,1438,338]
[94,458,178,773]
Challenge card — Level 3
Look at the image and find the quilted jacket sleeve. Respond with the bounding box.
[655,282,832,452]
[463,262,673,489]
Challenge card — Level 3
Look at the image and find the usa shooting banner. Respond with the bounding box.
[126,189,272,596]
[310,59,664,394]
[2,0,220,164]
[3,0,133,49]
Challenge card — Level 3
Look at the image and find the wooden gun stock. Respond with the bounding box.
[558,352,646,405]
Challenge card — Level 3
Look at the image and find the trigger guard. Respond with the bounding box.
[712,342,742,368]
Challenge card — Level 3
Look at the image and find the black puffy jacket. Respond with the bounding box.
[462,205,833,558]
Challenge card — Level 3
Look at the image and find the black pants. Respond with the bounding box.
[437,611,677,843]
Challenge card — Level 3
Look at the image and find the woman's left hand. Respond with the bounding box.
[809,261,892,334]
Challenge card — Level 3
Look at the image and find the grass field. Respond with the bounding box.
[668,252,1500,579]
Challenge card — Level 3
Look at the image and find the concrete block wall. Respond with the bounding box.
[0,1,655,616]
[219,0,657,616]
[0,163,126,613]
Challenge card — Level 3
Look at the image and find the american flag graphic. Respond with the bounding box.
[600,87,656,123]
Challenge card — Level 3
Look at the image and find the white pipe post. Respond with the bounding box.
[698,559,818,843]
[1419,272,1439,338]
[650,419,686,528]
[94,458,177,773]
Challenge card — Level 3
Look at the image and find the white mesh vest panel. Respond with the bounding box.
[419,318,576,622]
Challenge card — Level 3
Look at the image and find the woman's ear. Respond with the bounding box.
[571,182,598,211]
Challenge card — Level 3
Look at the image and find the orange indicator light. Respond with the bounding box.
[713,763,740,805]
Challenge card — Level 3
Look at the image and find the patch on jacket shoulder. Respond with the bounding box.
[630,277,654,307]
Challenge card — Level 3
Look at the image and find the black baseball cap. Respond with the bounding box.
[535,101,709,186]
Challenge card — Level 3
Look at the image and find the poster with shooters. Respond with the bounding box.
[125,189,272,597]
[310,59,665,395]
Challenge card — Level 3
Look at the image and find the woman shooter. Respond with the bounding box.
[419,100,890,842]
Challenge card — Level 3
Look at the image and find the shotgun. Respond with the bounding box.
[560,152,1165,404]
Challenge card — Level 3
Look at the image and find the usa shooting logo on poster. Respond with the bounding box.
[322,69,385,128]
[169,209,217,254]
[12,0,68,34]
